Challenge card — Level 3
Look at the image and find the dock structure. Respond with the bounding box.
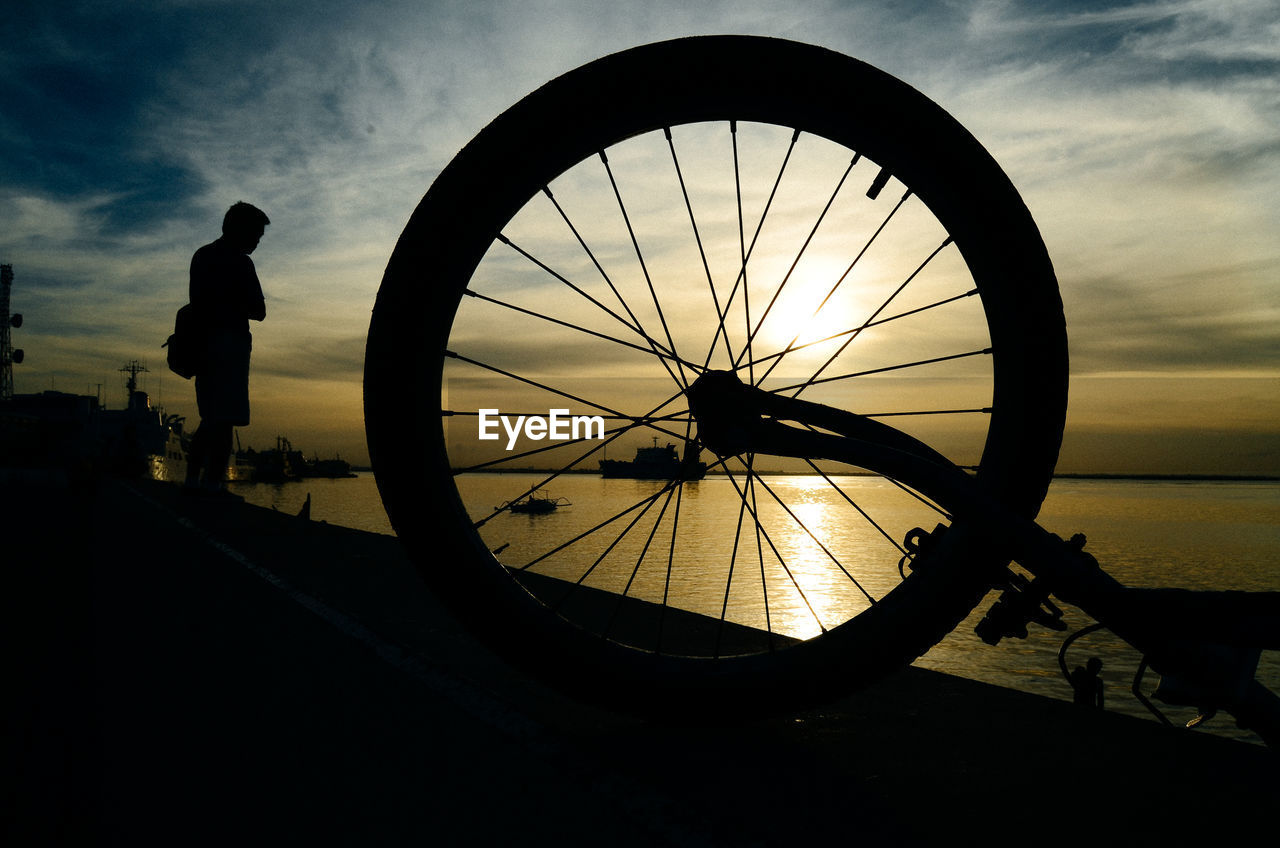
[6,476,1276,844]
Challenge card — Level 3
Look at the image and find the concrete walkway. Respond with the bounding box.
[6,477,1275,845]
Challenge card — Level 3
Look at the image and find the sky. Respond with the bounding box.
[2,0,1278,473]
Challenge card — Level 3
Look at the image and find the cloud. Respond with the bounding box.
[4,0,1279,471]
[255,333,367,382]
[0,3,239,233]
[1120,0,1280,65]
[1066,261,1280,374]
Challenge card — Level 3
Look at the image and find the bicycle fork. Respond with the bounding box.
[686,370,1280,746]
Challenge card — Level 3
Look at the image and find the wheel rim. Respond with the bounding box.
[366,36,1067,707]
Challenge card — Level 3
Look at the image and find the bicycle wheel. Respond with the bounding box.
[364,36,1068,712]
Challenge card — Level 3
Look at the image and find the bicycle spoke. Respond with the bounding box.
[722,461,827,634]
[557,486,667,599]
[715,457,753,658]
[788,233,953,396]
[750,472,877,605]
[753,190,914,386]
[664,127,732,366]
[472,428,631,529]
[747,461,774,646]
[656,413,708,654]
[715,453,782,655]
[701,125,801,372]
[450,413,688,474]
[494,232,656,348]
[865,286,977,329]
[655,478,687,655]
[519,479,683,572]
[495,230,688,392]
[731,121,749,381]
[736,287,980,374]
[604,484,679,641]
[860,407,992,418]
[803,460,908,556]
[445,350,693,444]
[770,347,993,394]
[599,150,690,391]
[446,409,692,425]
[463,288,700,373]
[540,186,672,355]
[732,155,860,370]
[512,451,731,572]
[468,388,690,528]
[887,475,952,518]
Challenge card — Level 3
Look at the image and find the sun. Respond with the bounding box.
[745,258,878,377]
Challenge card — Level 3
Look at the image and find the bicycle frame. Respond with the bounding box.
[687,369,1280,746]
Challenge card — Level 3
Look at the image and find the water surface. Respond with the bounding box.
[233,473,1279,743]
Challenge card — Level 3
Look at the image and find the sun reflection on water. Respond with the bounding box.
[457,472,939,643]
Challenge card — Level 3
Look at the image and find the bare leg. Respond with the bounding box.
[184,425,207,489]
[203,422,234,489]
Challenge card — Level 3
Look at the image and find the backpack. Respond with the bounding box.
[162,303,203,379]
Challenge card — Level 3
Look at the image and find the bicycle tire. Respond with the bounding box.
[364,35,1068,713]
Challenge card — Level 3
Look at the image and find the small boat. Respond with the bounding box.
[500,492,571,514]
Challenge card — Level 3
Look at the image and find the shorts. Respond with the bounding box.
[196,332,252,426]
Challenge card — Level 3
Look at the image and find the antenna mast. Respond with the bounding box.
[1,264,24,401]
[119,360,149,407]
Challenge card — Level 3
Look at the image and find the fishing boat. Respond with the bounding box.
[499,491,571,514]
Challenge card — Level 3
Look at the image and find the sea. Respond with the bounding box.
[231,472,1280,744]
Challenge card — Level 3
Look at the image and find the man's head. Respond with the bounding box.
[222,202,270,254]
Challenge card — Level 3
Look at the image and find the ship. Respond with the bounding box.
[110,361,189,482]
[1,361,190,484]
[2,268,193,485]
[599,438,707,480]
[235,435,356,482]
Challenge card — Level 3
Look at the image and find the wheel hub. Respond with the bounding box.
[685,370,766,457]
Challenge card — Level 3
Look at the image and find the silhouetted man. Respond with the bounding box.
[1070,656,1105,710]
[183,201,269,495]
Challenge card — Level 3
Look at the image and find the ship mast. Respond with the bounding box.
[119,360,148,408]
